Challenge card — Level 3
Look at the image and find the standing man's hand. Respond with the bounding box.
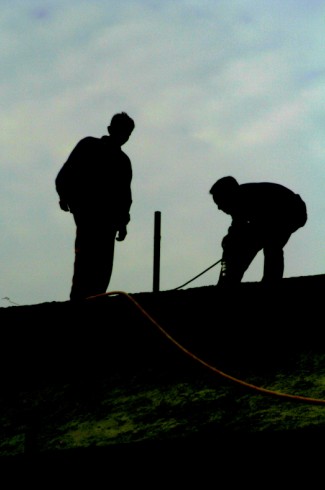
[59,200,70,212]
[116,224,127,241]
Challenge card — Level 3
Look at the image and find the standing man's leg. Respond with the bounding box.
[70,218,95,300]
[70,216,117,300]
[91,224,117,295]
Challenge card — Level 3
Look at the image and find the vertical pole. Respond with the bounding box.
[153,211,161,292]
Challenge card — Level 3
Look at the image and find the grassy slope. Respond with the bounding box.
[0,275,324,459]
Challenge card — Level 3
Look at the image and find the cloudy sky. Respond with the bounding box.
[1,0,324,307]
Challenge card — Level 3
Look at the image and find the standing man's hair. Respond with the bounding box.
[110,112,135,132]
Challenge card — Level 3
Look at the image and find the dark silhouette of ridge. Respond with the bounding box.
[0,274,324,459]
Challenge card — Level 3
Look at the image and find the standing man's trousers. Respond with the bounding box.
[70,214,117,301]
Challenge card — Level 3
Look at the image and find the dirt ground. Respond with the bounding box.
[0,275,324,461]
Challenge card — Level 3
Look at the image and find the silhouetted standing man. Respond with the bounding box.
[209,176,307,286]
[55,112,135,300]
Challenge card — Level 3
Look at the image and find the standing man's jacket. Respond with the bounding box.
[55,135,132,226]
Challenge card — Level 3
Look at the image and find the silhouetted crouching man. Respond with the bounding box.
[209,176,307,286]
[55,112,135,300]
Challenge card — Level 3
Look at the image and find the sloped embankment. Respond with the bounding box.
[0,275,324,459]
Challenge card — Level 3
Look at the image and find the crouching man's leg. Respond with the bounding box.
[262,231,291,284]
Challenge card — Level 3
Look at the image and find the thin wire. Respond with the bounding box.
[2,297,20,306]
[87,290,325,406]
[174,259,222,290]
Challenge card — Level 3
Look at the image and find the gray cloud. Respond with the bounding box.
[1,0,324,305]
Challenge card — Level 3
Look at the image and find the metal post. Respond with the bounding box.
[153,211,161,292]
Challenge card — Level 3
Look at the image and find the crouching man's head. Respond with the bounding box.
[210,176,239,215]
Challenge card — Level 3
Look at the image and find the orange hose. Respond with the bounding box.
[87,290,325,406]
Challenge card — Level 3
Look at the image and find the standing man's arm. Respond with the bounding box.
[115,157,132,242]
[55,164,71,212]
[55,137,92,213]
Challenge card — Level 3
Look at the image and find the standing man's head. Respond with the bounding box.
[210,176,239,214]
[108,112,135,146]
